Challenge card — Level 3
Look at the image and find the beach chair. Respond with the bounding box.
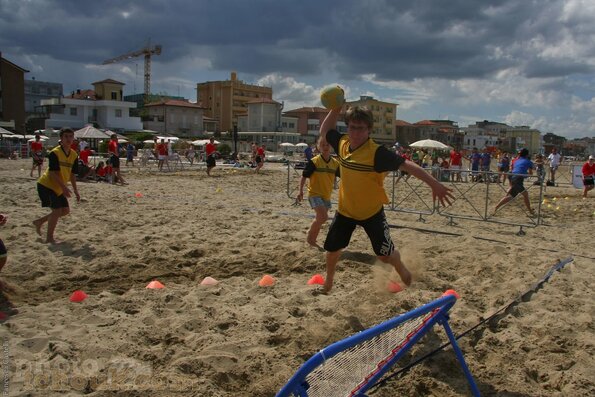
[168,152,184,171]
[276,291,480,397]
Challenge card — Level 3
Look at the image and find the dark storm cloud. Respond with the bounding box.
[1,0,593,81]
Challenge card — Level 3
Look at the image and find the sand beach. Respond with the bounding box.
[0,157,593,396]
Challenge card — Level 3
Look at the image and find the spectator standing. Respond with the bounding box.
[581,155,595,198]
[547,148,562,184]
[449,148,463,182]
[125,142,135,166]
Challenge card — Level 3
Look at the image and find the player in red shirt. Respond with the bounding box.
[108,134,126,184]
[255,144,266,173]
[79,147,92,165]
[156,139,169,171]
[582,155,595,198]
[449,148,463,182]
[205,137,218,176]
[30,134,44,178]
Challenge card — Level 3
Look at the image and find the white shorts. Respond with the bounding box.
[450,165,461,171]
[158,155,167,160]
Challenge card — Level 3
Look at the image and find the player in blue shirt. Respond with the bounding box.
[494,148,535,214]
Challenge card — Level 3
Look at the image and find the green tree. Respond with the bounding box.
[218,143,231,156]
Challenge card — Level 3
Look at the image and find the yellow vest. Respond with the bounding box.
[38,145,78,195]
[337,136,388,220]
[307,154,339,201]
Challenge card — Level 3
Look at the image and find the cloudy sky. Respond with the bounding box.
[1,0,594,138]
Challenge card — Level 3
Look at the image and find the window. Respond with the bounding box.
[70,107,77,116]
[111,92,117,100]
[115,109,122,118]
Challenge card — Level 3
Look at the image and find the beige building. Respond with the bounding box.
[505,126,542,155]
[197,72,272,133]
[347,96,397,145]
[92,79,125,101]
[236,98,283,132]
[144,99,206,137]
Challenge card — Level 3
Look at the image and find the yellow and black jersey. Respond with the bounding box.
[38,145,78,195]
[326,129,405,220]
[302,154,340,201]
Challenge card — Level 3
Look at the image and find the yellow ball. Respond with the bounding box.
[320,85,345,110]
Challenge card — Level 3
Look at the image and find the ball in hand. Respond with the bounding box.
[320,85,345,110]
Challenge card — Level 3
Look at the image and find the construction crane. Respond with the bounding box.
[102,43,162,101]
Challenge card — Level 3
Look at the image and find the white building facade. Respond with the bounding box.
[41,97,142,132]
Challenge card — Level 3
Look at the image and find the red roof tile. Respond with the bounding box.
[66,89,96,100]
[414,120,438,126]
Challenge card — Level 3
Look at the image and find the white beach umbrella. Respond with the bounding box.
[74,125,111,139]
[191,139,219,146]
[295,142,308,148]
[279,142,295,147]
[0,127,15,135]
[409,139,450,150]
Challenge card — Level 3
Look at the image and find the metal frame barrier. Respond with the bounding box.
[286,160,308,199]
[387,167,544,236]
[388,168,437,222]
[435,169,544,235]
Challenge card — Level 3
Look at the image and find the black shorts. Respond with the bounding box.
[509,175,526,197]
[0,238,6,258]
[32,152,44,166]
[206,155,216,167]
[324,208,394,256]
[255,156,263,164]
[109,155,120,169]
[583,177,594,186]
[37,183,69,209]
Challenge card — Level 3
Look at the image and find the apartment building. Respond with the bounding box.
[39,79,142,132]
[238,97,283,132]
[197,72,272,133]
[0,53,28,132]
[144,99,205,137]
[394,120,419,145]
[346,96,397,145]
[504,126,541,155]
[25,79,63,112]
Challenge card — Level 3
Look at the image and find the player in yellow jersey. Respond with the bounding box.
[297,136,340,247]
[33,128,81,244]
[319,96,453,292]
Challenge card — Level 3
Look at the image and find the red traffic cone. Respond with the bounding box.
[307,274,325,286]
[146,280,165,289]
[200,276,219,286]
[442,289,460,299]
[387,281,403,293]
[258,275,275,287]
[70,290,88,302]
